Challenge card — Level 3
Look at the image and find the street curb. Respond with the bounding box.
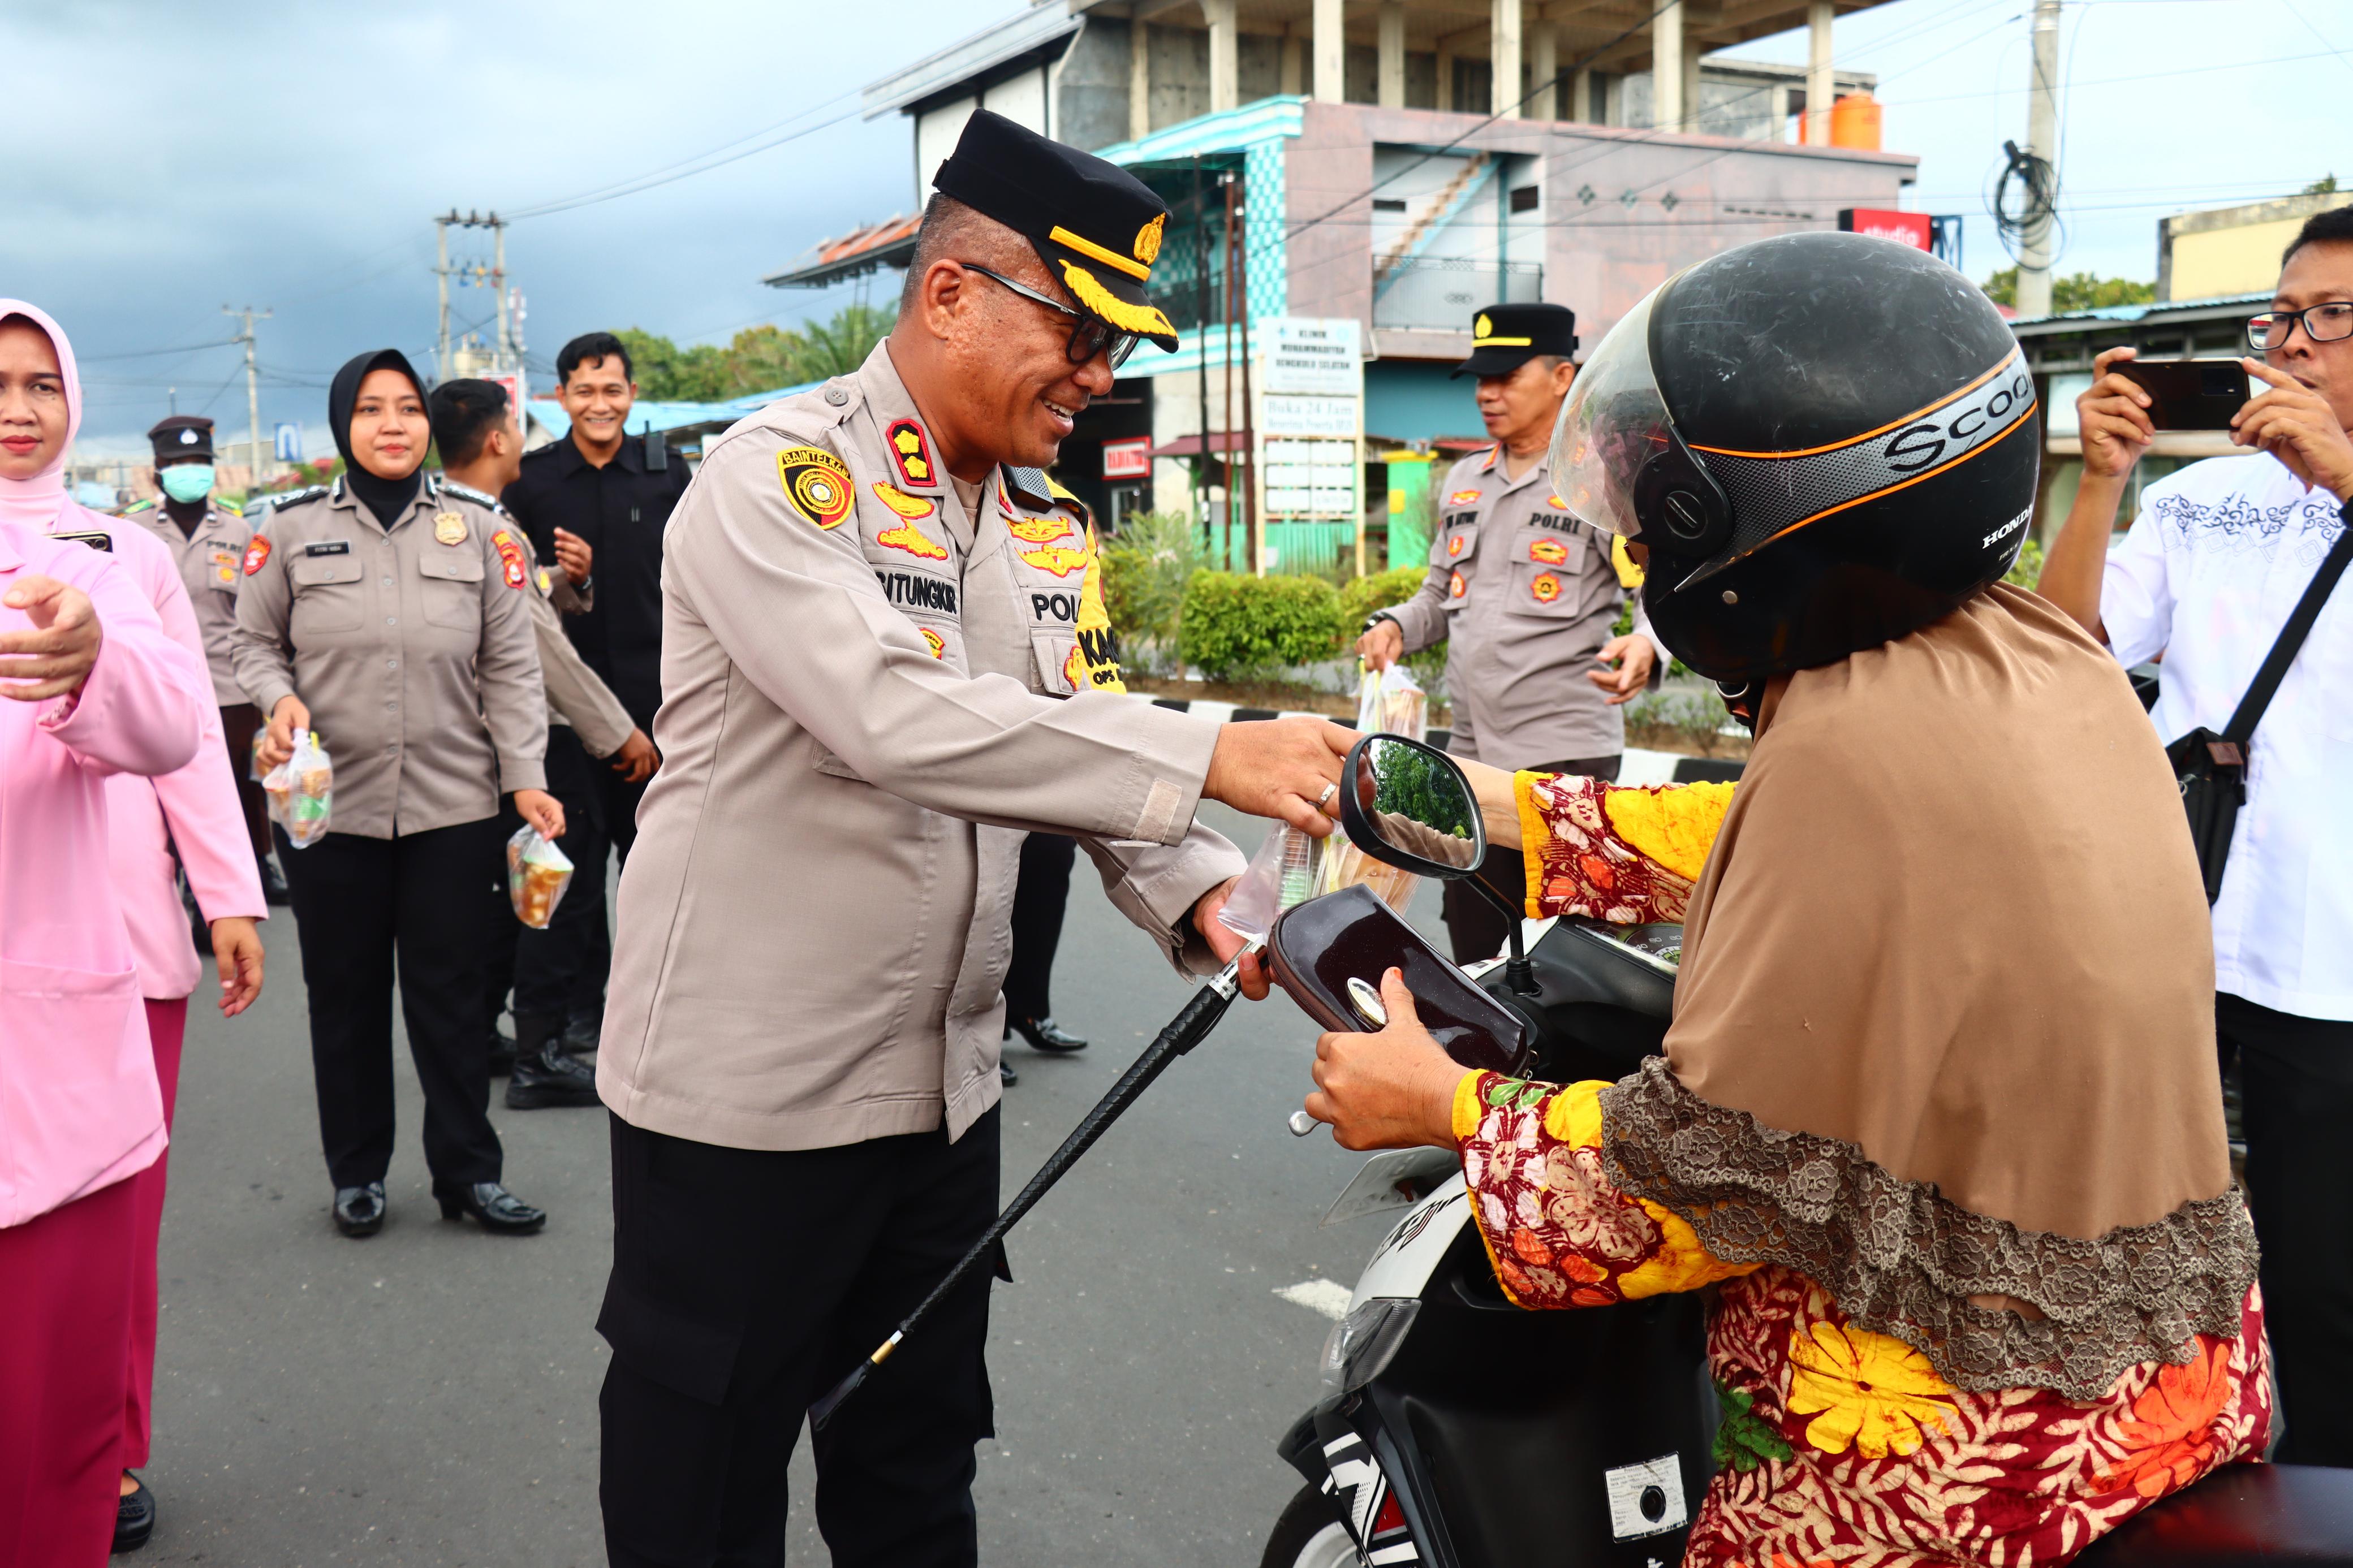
[1125,693,1743,782]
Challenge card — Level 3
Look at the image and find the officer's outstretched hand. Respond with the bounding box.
[260,694,310,770]
[515,788,566,841]
[1204,716,1354,837]
[1587,633,1657,705]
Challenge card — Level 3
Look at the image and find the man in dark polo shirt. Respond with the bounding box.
[501,331,689,1049]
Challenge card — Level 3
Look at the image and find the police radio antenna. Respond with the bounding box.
[432,209,516,383]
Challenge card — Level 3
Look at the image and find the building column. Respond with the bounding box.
[1281,31,1304,95]
[1377,2,1406,106]
[1529,19,1557,119]
[1130,15,1152,140]
[1572,66,1593,122]
[1206,0,1239,114]
[1492,0,1522,116]
[1314,0,1346,102]
[1436,34,1455,110]
[1652,0,1684,131]
[1682,42,1701,133]
[1805,1,1834,144]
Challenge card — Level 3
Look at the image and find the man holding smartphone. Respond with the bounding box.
[2037,202,2353,1467]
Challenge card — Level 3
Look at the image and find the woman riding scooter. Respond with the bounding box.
[1278,233,2273,1568]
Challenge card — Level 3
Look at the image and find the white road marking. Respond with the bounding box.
[1274,1278,1354,1321]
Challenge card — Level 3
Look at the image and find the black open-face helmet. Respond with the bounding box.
[1550,231,2038,686]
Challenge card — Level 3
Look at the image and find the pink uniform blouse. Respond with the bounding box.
[88,519,266,1000]
[0,525,210,1229]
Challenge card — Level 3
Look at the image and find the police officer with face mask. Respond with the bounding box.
[122,414,280,902]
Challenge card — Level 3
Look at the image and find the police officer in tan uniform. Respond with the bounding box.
[593,110,1352,1565]
[123,414,280,900]
[232,349,558,1239]
[1358,302,1665,961]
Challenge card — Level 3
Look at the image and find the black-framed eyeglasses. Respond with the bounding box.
[960,262,1141,369]
[2245,303,2353,351]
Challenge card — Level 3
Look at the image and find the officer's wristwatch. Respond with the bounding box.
[1362,611,1399,633]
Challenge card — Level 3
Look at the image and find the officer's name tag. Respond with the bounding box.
[304,541,352,556]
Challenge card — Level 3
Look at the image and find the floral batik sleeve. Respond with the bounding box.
[1453,1070,1757,1310]
[1514,772,1734,923]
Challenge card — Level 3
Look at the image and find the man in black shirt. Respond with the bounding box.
[501,332,690,1048]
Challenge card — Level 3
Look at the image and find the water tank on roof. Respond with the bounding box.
[1830,92,1882,150]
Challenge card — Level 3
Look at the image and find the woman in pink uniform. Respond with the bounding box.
[0,300,212,1565]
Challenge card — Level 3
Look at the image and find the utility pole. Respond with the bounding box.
[223,306,271,489]
[493,216,510,367]
[2015,0,2061,318]
[434,209,514,379]
[434,212,454,382]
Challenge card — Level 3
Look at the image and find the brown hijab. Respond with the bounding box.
[1599,585,2256,1397]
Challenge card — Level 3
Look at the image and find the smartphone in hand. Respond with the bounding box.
[2113,360,2251,431]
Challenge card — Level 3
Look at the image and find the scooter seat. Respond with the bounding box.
[2080,1465,2353,1567]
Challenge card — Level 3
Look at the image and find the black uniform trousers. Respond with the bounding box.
[277,818,507,1190]
[1003,832,1077,1026]
[482,725,612,1039]
[2216,992,2353,1467]
[598,1108,1001,1567]
[569,765,648,1025]
[1440,753,1619,964]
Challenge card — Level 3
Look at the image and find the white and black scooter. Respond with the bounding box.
[1261,737,2353,1568]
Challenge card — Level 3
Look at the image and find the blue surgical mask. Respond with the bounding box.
[159,464,215,503]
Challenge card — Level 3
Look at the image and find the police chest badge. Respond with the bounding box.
[778,446,854,529]
[210,547,238,585]
[434,511,468,546]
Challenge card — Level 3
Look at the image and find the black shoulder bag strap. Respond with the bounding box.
[2168,495,2353,902]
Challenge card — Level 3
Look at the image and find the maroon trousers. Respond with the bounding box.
[0,1177,137,1566]
[124,996,187,1470]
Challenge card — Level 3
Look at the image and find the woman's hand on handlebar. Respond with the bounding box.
[1304,967,1469,1151]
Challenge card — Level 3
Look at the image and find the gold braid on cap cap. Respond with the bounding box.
[1475,333,1533,347]
[1049,225,1152,281]
[1058,261,1176,339]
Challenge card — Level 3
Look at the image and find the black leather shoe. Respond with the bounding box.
[506,1047,601,1109]
[434,1181,546,1234]
[260,854,291,906]
[333,1181,386,1238]
[114,1472,154,1553]
[999,1061,1018,1086]
[1010,1015,1089,1052]
[562,1005,604,1059]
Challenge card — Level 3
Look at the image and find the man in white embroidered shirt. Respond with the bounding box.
[2038,202,2353,1468]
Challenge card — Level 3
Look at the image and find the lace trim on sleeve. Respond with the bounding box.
[1597,1057,2260,1399]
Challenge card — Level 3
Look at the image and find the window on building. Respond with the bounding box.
[1373,198,1408,213]
[1509,184,1540,214]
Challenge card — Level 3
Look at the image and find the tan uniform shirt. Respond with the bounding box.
[436,479,636,758]
[230,475,547,838]
[600,340,1244,1152]
[122,498,252,707]
[1379,445,1665,768]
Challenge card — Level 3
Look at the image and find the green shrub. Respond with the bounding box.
[1177,571,1344,680]
[2004,536,2045,589]
[1336,564,1448,689]
[1101,511,1204,666]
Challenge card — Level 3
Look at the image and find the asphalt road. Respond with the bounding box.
[142,804,1446,1565]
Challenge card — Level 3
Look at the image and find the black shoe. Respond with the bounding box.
[506,1046,601,1109]
[1010,1015,1089,1052]
[999,1061,1018,1086]
[434,1181,546,1234]
[114,1472,154,1553]
[562,1005,604,1059]
[333,1181,386,1238]
[260,854,291,906]
[487,1028,517,1078]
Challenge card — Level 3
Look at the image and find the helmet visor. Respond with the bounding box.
[1548,286,1668,539]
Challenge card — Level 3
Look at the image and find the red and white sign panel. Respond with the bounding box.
[1838,208,1932,252]
[1102,435,1151,480]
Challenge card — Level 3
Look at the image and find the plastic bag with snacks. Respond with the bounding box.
[507,826,575,930]
[263,728,334,848]
[1354,662,1428,742]
[248,727,269,783]
[1215,821,1324,940]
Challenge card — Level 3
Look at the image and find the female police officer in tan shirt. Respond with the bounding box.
[234,349,559,1238]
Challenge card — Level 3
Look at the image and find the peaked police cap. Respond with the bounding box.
[1454,302,1579,378]
[147,413,217,460]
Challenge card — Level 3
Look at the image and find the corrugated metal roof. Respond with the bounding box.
[861,4,1079,119]
[523,382,824,442]
[2009,291,2270,329]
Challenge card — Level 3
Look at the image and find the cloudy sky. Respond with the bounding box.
[9,0,2344,447]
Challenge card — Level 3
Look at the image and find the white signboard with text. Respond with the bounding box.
[1254,318,1364,555]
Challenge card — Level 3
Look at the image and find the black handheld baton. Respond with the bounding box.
[809,947,1255,1431]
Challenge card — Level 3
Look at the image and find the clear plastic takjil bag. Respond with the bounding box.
[263,728,334,848]
[507,826,575,929]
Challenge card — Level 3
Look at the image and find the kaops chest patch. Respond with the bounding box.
[778,446,854,529]
[886,421,937,489]
[242,536,271,576]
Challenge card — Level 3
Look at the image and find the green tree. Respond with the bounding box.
[609,304,896,403]
[787,303,893,383]
[1980,269,2156,312]
[2304,174,2339,196]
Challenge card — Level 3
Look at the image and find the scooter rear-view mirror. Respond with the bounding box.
[1335,734,1484,877]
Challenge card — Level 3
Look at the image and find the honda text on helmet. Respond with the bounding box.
[1550,231,2039,686]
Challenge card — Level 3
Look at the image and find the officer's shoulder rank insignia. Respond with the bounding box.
[489,528,528,589]
[123,497,156,515]
[777,444,853,530]
[872,482,935,521]
[535,565,553,595]
[886,421,937,489]
[242,535,271,576]
[217,498,243,517]
[438,479,499,509]
[434,511,468,546]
